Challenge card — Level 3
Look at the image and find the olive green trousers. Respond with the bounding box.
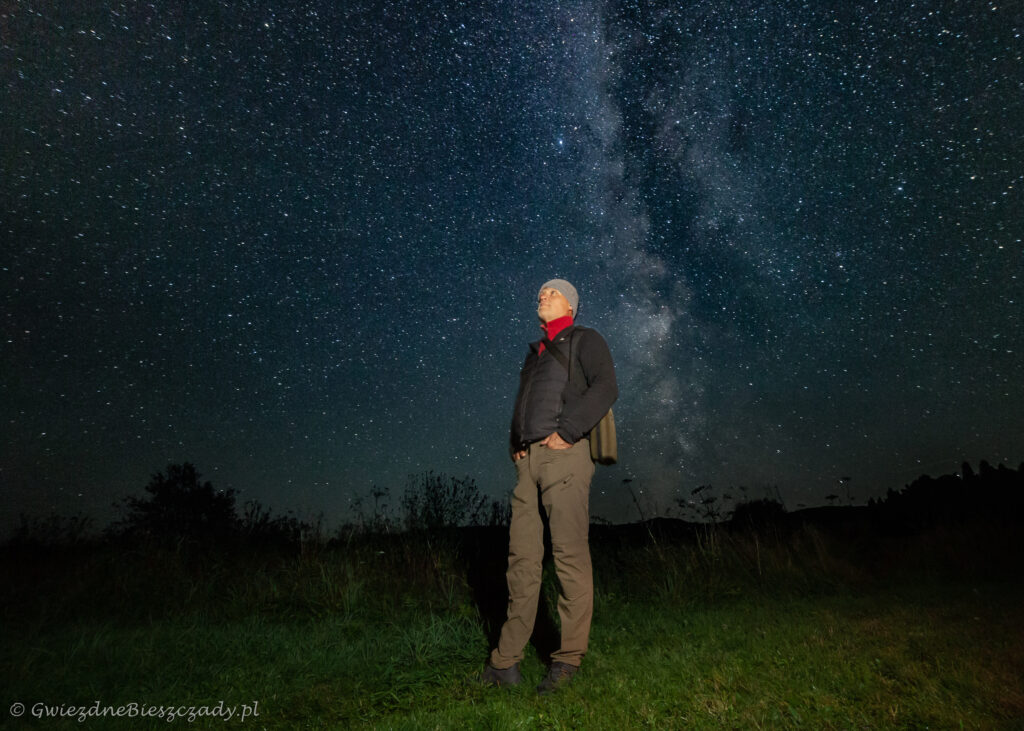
[490,438,595,669]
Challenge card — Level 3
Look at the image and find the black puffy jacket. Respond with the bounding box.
[510,325,618,451]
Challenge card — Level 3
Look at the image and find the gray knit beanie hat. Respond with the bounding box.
[540,279,579,317]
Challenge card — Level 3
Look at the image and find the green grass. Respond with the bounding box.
[2,529,1023,729]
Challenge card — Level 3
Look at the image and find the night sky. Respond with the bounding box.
[3,1,1022,532]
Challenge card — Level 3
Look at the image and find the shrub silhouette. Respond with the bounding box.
[109,463,237,543]
[730,498,787,530]
[240,500,316,548]
[401,471,492,531]
[9,512,94,549]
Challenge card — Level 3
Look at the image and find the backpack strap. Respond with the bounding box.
[542,327,585,393]
[541,336,571,372]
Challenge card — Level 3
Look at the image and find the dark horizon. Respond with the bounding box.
[7,457,1023,543]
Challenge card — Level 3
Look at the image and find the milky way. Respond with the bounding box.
[3,0,1022,529]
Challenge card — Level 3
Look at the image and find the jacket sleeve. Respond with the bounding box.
[508,350,533,453]
[557,329,618,444]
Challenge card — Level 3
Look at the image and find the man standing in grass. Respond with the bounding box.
[480,279,618,694]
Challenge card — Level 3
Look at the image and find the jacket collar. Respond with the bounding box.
[542,315,574,341]
[536,316,575,354]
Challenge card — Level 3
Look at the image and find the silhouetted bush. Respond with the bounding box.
[240,500,323,549]
[107,463,238,544]
[7,513,94,549]
[401,471,492,531]
[344,485,398,536]
[730,498,787,530]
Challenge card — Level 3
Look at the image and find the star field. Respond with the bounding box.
[3,0,1022,529]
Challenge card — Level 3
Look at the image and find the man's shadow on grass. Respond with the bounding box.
[462,514,561,665]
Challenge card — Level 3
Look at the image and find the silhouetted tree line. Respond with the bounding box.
[4,463,510,549]
[8,459,1021,550]
[870,460,1024,527]
[101,463,314,548]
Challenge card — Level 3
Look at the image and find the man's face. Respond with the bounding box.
[537,287,573,323]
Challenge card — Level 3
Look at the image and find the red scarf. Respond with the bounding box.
[539,315,574,353]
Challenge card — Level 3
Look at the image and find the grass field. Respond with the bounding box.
[2,518,1023,729]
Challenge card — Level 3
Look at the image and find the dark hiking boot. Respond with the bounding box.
[536,661,578,695]
[477,662,522,687]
